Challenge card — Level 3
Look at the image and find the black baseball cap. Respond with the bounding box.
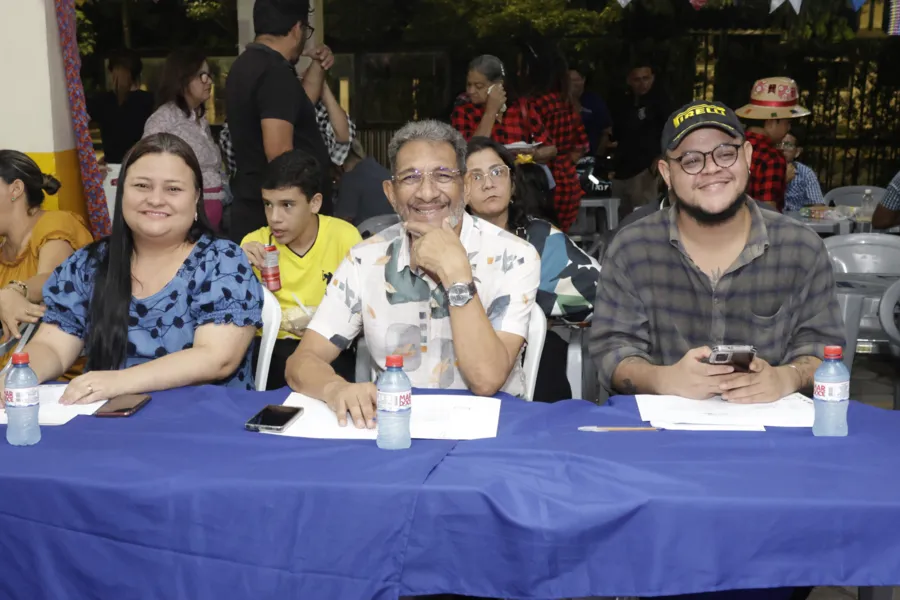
[660,101,744,153]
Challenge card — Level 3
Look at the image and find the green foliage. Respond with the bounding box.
[183,0,227,21]
[76,6,97,56]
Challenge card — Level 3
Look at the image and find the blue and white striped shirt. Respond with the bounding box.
[784,161,824,212]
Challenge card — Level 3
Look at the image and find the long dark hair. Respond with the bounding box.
[157,47,207,118]
[85,133,214,371]
[524,47,572,107]
[466,137,558,236]
[0,150,61,209]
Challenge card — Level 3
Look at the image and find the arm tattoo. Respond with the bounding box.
[615,356,649,395]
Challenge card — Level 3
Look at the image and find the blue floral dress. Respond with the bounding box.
[42,235,264,390]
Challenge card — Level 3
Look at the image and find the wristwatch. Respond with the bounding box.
[447,281,477,307]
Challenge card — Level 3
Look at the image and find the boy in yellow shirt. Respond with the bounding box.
[241,150,362,389]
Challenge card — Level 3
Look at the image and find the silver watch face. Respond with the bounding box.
[448,283,474,307]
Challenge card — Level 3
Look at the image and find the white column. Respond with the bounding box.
[0,0,86,217]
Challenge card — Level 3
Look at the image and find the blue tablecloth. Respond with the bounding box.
[2,388,900,600]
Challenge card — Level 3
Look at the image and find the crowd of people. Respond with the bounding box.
[2,0,898,407]
[5,1,900,599]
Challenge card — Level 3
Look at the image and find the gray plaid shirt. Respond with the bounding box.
[590,201,845,391]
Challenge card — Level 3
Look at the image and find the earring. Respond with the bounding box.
[194,212,198,222]
[10,196,15,202]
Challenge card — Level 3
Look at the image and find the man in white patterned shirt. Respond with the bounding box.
[873,169,900,230]
[287,120,541,428]
[779,132,824,212]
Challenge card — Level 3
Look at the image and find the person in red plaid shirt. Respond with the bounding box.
[736,77,810,211]
[450,55,558,169]
[525,51,590,232]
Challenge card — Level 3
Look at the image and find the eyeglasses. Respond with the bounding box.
[392,168,461,187]
[303,23,315,41]
[668,143,742,175]
[197,72,212,84]
[469,165,510,183]
[777,141,797,150]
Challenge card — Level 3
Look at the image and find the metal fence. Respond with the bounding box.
[694,31,900,189]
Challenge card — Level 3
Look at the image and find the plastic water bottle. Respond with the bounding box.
[376,355,411,450]
[812,345,850,437]
[4,353,41,446]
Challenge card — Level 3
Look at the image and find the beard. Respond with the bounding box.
[670,185,748,225]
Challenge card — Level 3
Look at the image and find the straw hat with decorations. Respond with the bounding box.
[736,77,810,120]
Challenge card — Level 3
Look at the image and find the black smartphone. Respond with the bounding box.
[95,394,152,418]
[245,405,304,432]
[707,345,757,373]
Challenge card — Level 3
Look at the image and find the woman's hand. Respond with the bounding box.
[60,371,128,405]
[485,84,507,117]
[0,288,45,341]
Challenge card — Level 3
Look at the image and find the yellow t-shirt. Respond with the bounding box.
[242,215,362,340]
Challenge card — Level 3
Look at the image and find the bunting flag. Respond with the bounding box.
[55,0,111,238]
[617,0,632,6]
[850,0,867,10]
[890,0,900,34]
[690,0,709,9]
[770,0,803,13]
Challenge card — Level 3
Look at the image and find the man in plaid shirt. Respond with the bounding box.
[591,100,843,402]
[736,77,811,211]
[873,169,900,230]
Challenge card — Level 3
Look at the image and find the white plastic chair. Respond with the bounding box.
[878,280,900,410]
[825,234,900,371]
[354,303,548,400]
[254,287,282,391]
[824,233,900,274]
[824,185,886,208]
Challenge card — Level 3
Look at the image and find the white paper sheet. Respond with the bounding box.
[636,392,813,428]
[271,393,501,440]
[0,385,106,426]
[650,421,766,432]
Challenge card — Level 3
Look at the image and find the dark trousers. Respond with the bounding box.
[533,330,573,403]
[253,338,356,391]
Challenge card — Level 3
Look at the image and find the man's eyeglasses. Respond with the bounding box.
[197,72,212,84]
[303,23,316,42]
[392,168,461,187]
[777,141,797,150]
[668,143,742,175]
[469,165,510,183]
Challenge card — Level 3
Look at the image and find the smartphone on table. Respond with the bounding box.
[95,394,152,417]
[245,405,304,433]
[707,345,757,373]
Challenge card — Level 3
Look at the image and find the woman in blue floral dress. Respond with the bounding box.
[9,133,263,404]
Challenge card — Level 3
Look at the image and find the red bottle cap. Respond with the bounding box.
[11,353,29,365]
[264,244,277,252]
[824,346,843,360]
[385,355,403,368]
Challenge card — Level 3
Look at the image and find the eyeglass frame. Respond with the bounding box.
[302,22,315,44]
[391,168,463,187]
[666,143,744,175]
[196,72,212,85]
[469,165,511,184]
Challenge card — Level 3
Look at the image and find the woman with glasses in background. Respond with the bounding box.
[466,137,600,402]
[144,48,227,231]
